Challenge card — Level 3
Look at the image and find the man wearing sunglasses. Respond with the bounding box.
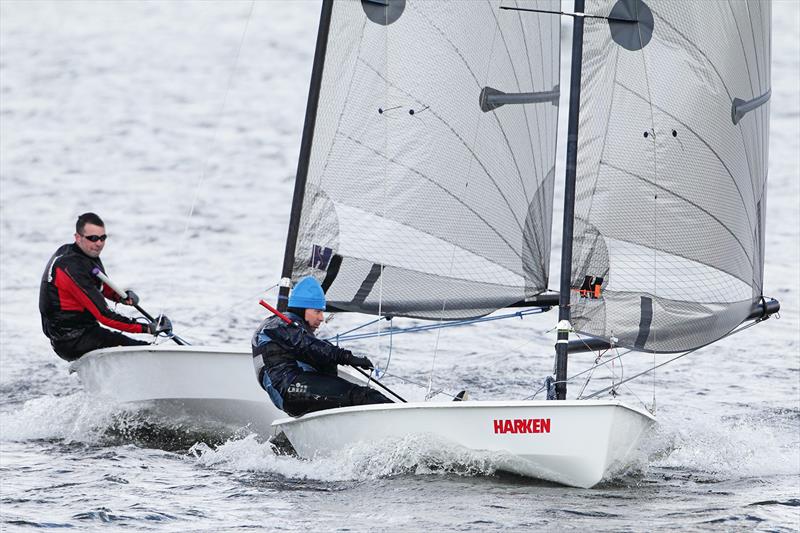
[39,212,170,361]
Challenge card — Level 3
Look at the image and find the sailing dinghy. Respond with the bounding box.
[269,0,778,488]
[69,345,283,436]
[68,344,372,437]
[65,273,287,435]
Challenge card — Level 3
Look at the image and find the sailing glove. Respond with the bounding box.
[146,314,173,335]
[124,290,139,306]
[348,354,374,370]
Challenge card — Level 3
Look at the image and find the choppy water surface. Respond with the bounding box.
[1,2,798,531]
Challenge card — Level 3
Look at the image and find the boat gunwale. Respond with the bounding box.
[69,344,251,368]
[272,398,656,429]
[71,347,657,430]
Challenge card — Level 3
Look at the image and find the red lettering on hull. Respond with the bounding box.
[492,418,551,434]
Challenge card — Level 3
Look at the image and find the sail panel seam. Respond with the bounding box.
[598,161,755,276]
[350,59,529,236]
[407,8,532,227]
[340,133,528,265]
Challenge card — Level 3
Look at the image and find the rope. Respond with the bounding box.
[581,319,765,400]
[524,315,768,401]
[380,371,460,401]
[382,317,394,377]
[426,308,447,400]
[422,4,502,401]
[332,316,388,339]
[582,350,691,400]
[172,1,255,286]
[575,350,605,399]
[634,0,660,417]
[610,350,624,393]
[325,308,546,343]
[375,0,389,393]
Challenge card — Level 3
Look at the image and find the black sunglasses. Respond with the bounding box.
[82,234,108,242]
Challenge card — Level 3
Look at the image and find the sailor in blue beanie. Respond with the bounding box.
[252,276,392,416]
[286,276,326,310]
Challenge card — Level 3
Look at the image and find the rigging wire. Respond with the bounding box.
[329,309,544,389]
[374,1,390,392]
[426,308,446,399]
[171,0,255,292]
[524,343,632,400]
[632,0,661,415]
[425,5,502,400]
[652,339,657,412]
[616,0,662,415]
[370,264,384,389]
[382,316,395,377]
[327,308,546,342]
[377,371,458,401]
[575,348,607,399]
[610,347,624,395]
[331,316,389,339]
[425,278,462,399]
[581,318,766,400]
[573,343,646,410]
[526,314,769,401]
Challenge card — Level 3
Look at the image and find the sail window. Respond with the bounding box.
[362,0,405,26]
[608,0,653,51]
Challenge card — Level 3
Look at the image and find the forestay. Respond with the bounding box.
[290,0,560,319]
[570,0,771,352]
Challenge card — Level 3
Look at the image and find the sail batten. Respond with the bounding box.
[732,90,771,125]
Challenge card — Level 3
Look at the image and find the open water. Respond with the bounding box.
[1,2,798,531]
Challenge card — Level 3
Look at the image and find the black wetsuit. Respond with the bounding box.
[252,313,391,417]
[39,243,148,361]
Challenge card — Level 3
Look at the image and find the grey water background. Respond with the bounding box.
[0,1,798,531]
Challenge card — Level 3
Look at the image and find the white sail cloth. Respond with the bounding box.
[292,0,561,319]
[571,0,771,351]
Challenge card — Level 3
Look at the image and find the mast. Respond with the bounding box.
[554,0,586,400]
[277,0,334,311]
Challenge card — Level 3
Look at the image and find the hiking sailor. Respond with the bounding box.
[39,212,172,361]
[252,276,392,416]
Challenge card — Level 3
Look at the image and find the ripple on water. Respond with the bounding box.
[5,520,74,529]
[72,509,132,523]
[748,498,800,508]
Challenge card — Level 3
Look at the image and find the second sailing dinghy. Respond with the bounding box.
[269,0,778,488]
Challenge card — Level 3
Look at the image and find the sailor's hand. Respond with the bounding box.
[348,354,374,370]
[146,314,173,335]
[123,290,140,306]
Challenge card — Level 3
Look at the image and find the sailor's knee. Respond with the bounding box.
[350,385,392,406]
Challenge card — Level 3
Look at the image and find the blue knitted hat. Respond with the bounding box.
[288,277,326,310]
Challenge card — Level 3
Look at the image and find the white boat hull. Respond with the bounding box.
[69,345,283,435]
[272,400,655,488]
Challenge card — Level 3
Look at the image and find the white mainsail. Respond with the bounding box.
[571,0,772,352]
[290,0,561,319]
